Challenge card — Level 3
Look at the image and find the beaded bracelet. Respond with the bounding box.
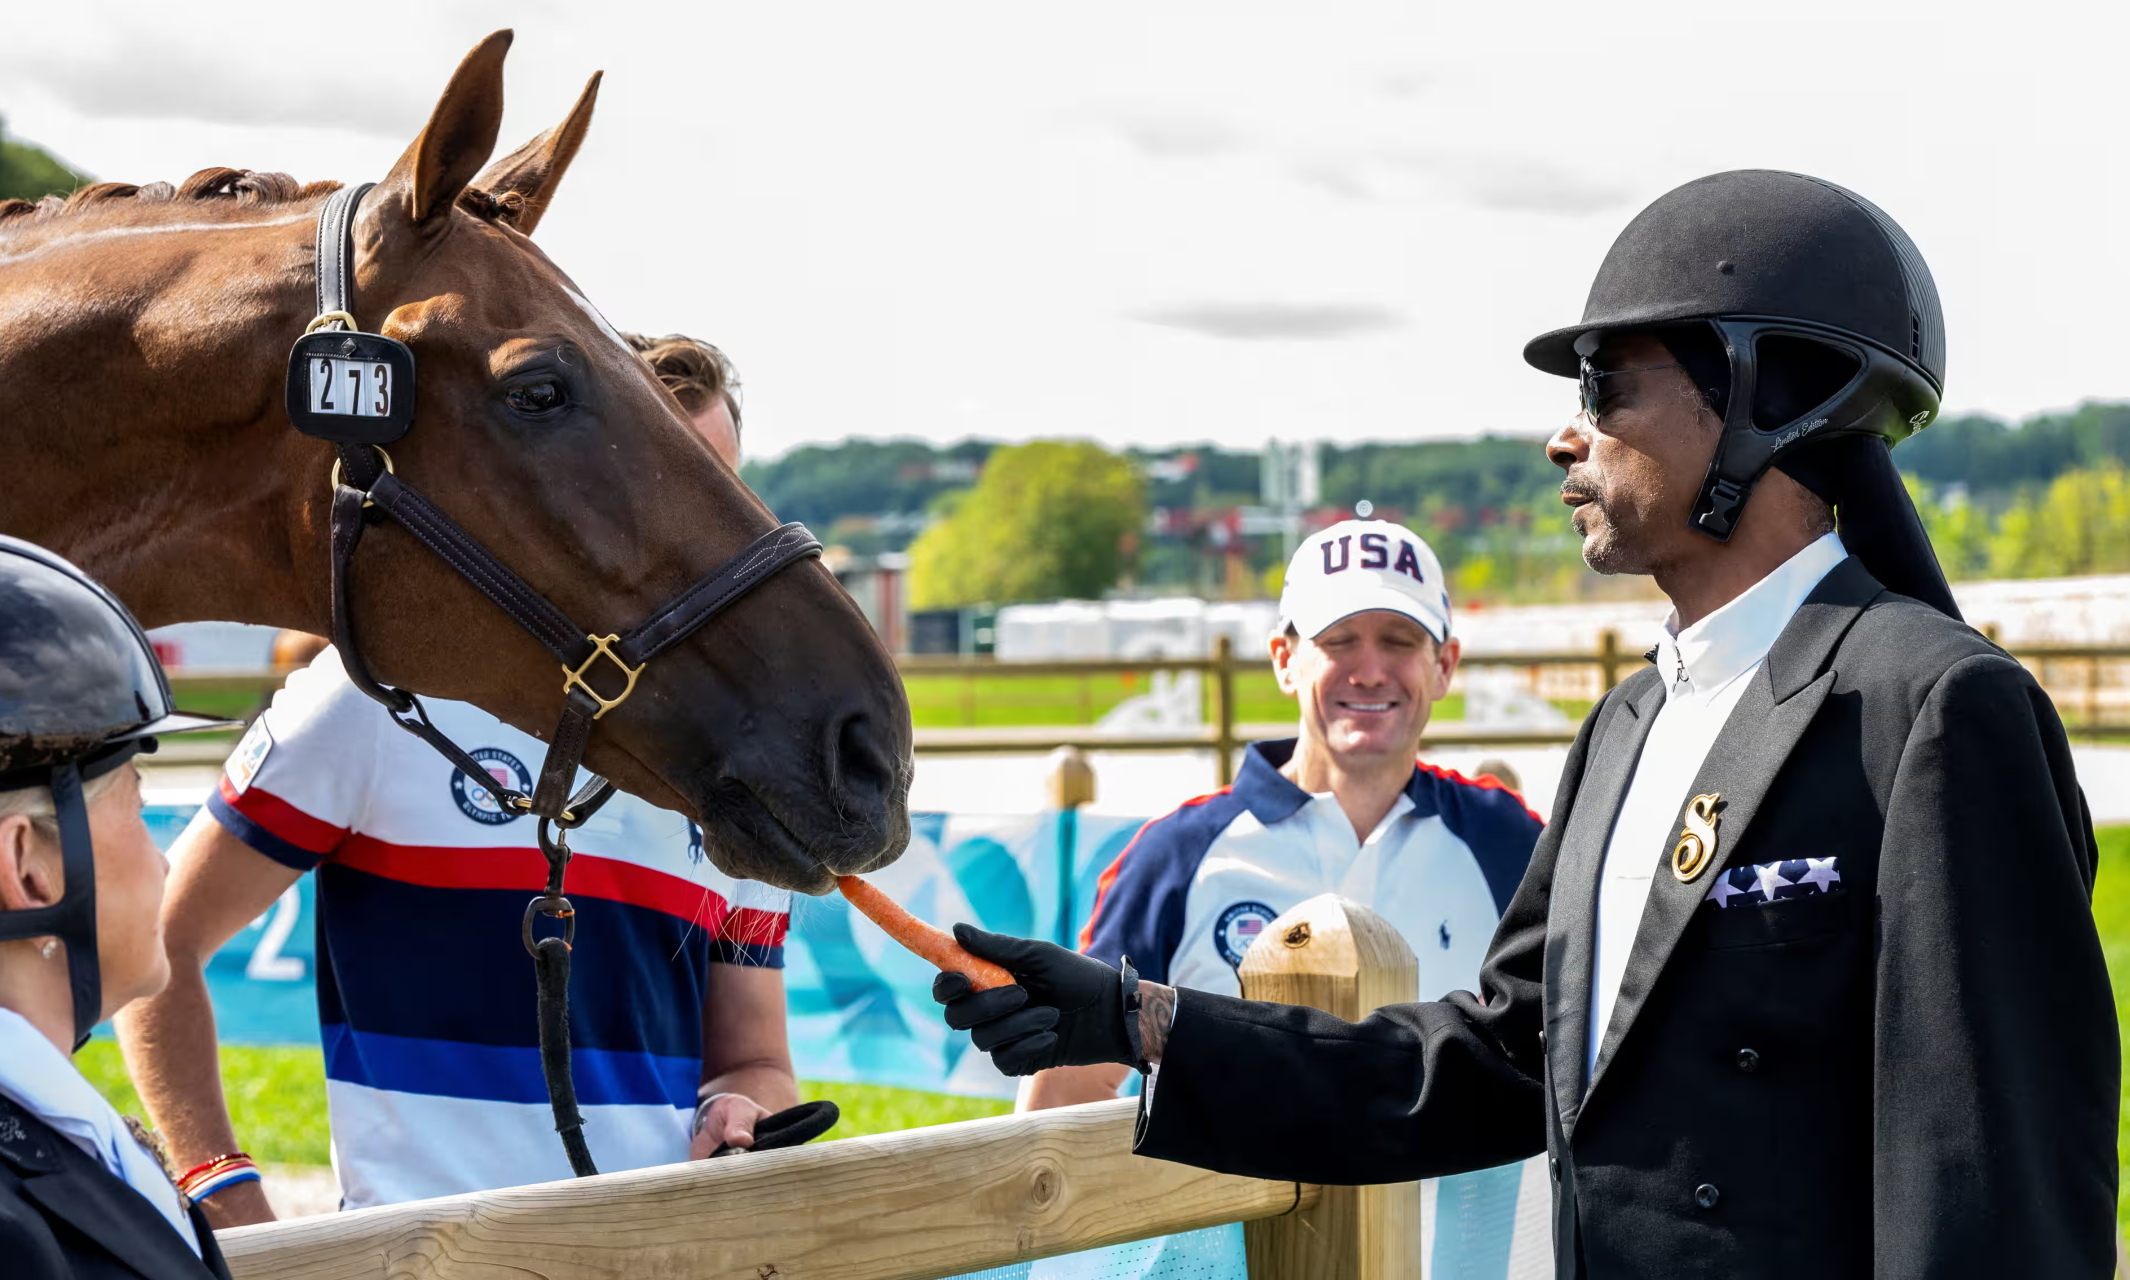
[177,1153,261,1201]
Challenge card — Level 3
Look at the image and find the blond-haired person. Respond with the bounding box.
[0,537,237,1280]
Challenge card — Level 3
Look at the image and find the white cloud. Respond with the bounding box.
[4,0,2128,463]
[1133,302,1403,341]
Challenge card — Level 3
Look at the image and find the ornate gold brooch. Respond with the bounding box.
[1671,793,1724,883]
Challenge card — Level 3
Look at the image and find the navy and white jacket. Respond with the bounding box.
[1080,739,1542,1000]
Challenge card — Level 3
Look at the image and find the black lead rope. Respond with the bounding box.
[293,181,825,1176]
[527,819,593,1176]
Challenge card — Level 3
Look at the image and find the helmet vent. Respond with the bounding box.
[1911,313,1922,362]
[1751,334,1861,431]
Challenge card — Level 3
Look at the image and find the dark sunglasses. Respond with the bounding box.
[1577,359,1683,420]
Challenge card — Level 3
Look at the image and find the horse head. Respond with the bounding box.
[0,32,912,893]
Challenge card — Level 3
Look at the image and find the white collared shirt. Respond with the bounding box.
[0,1008,201,1256]
[1585,532,1848,1086]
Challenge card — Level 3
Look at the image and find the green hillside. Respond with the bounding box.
[747,401,2130,603]
[0,115,85,203]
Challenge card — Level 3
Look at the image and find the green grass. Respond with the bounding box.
[798,1079,1012,1135]
[901,668,1507,729]
[2089,824,2130,1229]
[76,1041,334,1166]
[76,1039,1007,1171]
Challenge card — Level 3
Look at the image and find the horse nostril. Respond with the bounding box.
[830,711,897,808]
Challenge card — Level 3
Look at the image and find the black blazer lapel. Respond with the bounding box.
[192,1199,236,1280]
[1545,669,1665,1134]
[1582,557,1880,1104]
[20,1159,211,1279]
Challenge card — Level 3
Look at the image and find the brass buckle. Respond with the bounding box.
[305,310,360,334]
[562,633,642,720]
[328,444,395,509]
[505,794,579,824]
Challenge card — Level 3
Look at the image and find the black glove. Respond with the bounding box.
[932,924,1137,1076]
[702,1099,841,1157]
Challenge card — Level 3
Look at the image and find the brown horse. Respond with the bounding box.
[0,32,911,894]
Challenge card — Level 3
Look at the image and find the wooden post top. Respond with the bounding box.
[1045,744,1097,809]
[1239,893,1419,1023]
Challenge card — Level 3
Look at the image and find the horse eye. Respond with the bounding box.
[506,380,566,415]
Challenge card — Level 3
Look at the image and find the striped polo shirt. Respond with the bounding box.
[206,648,788,1209]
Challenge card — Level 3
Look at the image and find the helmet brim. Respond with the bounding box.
[116,710,244,741]
[1524,305,1735,379]
[1522,324,1593,379]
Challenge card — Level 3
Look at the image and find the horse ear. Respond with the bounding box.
[383,29,512,227]
[470,71,601,236]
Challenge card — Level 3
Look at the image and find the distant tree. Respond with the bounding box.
[1901,403,2130,495]
[1985,463,2130,579]
[908,441,1145,608]
[1905,474,1994,581]
[0,116,86,203]
[742,437,996,541]
[1321,436,1561,532]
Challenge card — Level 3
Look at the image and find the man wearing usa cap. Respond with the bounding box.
[1023,518,1540,1112]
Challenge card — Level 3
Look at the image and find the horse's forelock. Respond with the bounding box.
[457,187,528,223]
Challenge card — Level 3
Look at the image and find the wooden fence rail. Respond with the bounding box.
[220,897,1419,1280]
[220,1099,1312,1280]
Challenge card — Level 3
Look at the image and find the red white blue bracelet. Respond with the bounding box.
[176,1152,260,1201]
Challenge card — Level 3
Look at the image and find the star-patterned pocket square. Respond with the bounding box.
[1703,857,1843,909]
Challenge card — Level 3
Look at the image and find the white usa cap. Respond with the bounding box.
[1278,519,1451,643]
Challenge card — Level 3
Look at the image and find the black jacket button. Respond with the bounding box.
[1736,1048,1760,1073]
[1695,1183,1721,1210]
[1550,1156,1560,1181]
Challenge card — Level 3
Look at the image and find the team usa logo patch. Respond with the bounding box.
[451,748,532,825]
[1215,900,1279,968]
[223,719,275,798]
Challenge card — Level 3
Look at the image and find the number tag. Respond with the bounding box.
[285,329,416,443]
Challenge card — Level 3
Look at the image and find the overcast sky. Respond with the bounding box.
[5,1,2125,460]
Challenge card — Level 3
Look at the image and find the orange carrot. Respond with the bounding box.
[837,875,1014,992]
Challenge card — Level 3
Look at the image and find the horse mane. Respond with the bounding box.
[0,167,523,237]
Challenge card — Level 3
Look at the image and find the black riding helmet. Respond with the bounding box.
[0,536,236,1047]
[1524,169,1961,619]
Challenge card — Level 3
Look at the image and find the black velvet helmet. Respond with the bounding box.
[0,536,236,1045]
[1525,170,1960,618]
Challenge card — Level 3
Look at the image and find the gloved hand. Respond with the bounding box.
[932,924,1136,1076]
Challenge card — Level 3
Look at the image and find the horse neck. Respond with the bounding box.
[0,212,321,631]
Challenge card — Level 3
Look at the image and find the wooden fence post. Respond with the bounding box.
[1239,894,1421,1280]
[1213,634,1238,786]
[1596,628,1622,692]
[1046,747,1096,947]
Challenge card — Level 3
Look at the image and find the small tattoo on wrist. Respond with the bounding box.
[1139,982,1176,1064]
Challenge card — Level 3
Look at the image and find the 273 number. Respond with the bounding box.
[310,357,392,417]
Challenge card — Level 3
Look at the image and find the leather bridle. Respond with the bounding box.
[292,182,823,1175]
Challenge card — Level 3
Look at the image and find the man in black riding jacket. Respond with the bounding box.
[932,171,2118,1278]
